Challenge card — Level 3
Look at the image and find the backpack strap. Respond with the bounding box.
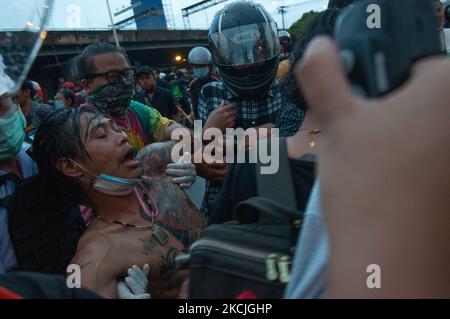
[234,197,300,224]
[233,138,302,246]
[256,137,297,210]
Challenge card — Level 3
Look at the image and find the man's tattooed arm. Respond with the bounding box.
[137,141,176,176]
[137,142,206,247]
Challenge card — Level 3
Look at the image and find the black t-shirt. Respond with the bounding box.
[209,157,316,225]
[135,86,178,118]
[157,79,172,91]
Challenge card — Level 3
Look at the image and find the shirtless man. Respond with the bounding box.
[32,107,206,298]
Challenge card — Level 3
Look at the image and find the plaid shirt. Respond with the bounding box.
[197,80,303,216]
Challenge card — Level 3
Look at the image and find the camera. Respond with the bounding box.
[335,0,442,98]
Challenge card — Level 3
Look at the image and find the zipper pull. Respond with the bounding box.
[278,255,292,284]
[265,254,279,281]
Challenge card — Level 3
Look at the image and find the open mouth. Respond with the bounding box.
[121,146,136,163]
[124,148,135,161]
[121,146,141,170]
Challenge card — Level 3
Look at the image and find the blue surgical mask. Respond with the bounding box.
[73,161,141,196]
[93,173,141,196]
[193,67,209,79]
[54,100,65,109]
[0,104,26,161]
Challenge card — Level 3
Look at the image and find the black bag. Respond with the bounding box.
[6,175,86,275]
[183,138,303,298]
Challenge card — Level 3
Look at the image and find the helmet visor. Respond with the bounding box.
[210,21,280,67]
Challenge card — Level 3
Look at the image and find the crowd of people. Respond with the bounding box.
[0,0,449,299]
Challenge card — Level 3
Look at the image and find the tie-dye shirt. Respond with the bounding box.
[84,100,175,152]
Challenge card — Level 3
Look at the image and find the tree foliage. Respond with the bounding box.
[288,10,319,42]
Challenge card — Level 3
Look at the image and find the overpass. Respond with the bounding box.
[38,29,209,57]
[30,29,209,97]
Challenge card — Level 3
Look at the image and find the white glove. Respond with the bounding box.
[117,264,151,299]
[166,152,197,188]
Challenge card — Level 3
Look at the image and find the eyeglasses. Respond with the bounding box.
[86,67,136,83]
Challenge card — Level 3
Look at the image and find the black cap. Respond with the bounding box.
[136,66,153,78]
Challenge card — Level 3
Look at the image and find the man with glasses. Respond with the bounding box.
[77,42,196,188]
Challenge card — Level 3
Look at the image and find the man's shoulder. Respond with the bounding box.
[72,231,112,265]
[158,79,171,88]
[199,81,228,98]
[155,86,174,97]
[128,101,165,132]
[134,90,146,100]
[191,75,219,87]
[202,80,224,90]
[129,100,154,115]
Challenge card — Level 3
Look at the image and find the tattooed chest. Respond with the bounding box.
[137,231,185,291]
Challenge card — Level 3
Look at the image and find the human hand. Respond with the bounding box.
[117,264,151,299]
[166,152,197,188]
[204,102,237,132]
[298,36,450,298]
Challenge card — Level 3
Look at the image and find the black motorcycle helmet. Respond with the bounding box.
[209,1,280,99]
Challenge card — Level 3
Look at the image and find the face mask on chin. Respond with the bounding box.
[72,161,141,196]
[87,78,135,117]
[0,104,26,161]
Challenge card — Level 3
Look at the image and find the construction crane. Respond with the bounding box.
[112,1,166,30]
[181,0,230,30]
[114,1,143,17]
[277,0,323,30]
[114,7,165,29]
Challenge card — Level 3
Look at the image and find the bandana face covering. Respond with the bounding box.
[87,78,135,117]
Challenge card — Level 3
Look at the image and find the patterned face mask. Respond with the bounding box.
[88,78,135,117]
